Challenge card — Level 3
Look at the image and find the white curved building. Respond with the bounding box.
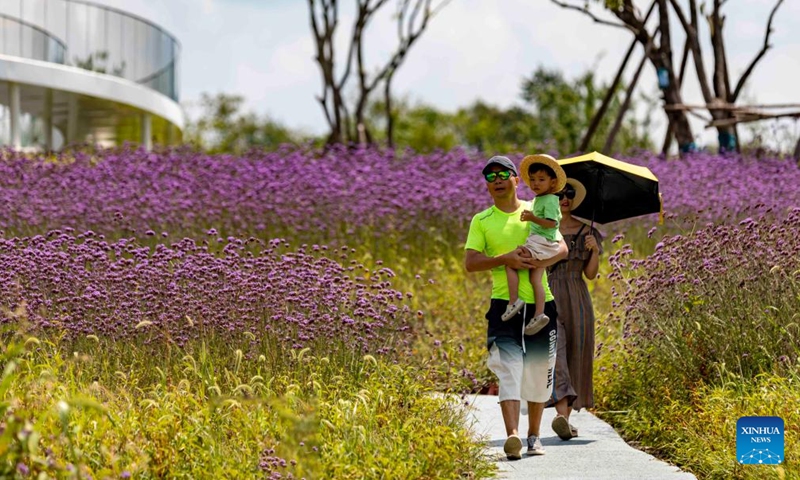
[0,0,182,150]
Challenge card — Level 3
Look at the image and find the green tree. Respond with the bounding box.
[366,66,652,155]
[452,102,543,153]
[521,66,653,155]
[367,98,459,152]
[366,98,545,154]
[183,93,303,153]
[186,65,652,155]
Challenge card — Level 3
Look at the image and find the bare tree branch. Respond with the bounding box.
[710,0,727,99]
[579,0,657,152]
[308,0,452,145]
[337,5,362,91]
[657,0,674,71]
[604,50,648,153]
[368,0,448,92]
[669,0,714,103]
[558,0,696,150]
[308,0,338,134]
[549,0,632,31]
[677,37,690,88]
[732,0,785,102]
[719,14,732,101]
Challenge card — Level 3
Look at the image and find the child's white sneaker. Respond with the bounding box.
[501,300,525,321]
[524,313,549,336]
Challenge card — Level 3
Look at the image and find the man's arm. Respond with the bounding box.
[528,239,568,268]
[465,248,537,273]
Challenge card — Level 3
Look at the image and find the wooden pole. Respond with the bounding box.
[661,40,689,156]
[665,103,800,111]
[604,52,648,153]
[661,121,674,155]
[706,111,800,128]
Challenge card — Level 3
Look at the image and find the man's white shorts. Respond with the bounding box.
[487,334,556,403]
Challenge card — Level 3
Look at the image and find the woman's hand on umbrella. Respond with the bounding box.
[585,235,599,253]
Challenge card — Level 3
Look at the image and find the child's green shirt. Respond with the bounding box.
[528,194,563,242]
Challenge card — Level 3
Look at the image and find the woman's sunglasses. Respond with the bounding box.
[556,189,577,200]
[484,170,514,182]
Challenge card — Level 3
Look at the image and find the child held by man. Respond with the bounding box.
[501,154,566,336]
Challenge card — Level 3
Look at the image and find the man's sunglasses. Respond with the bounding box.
[484,171,514,182]
[556,189,577,200]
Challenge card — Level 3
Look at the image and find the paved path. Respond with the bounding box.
[466,394,698,480]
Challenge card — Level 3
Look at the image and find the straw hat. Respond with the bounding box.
[565,178,587,211]
[520,154,567,193]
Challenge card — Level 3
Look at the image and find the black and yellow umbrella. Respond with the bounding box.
[557,151,663,225]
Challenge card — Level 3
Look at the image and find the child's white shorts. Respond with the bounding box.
[522,234,561,261]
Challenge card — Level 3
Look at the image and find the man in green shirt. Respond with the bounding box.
[465,155,568,460]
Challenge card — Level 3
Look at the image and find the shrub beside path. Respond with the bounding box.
[467,394,698,479]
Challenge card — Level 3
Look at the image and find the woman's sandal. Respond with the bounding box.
[551,414,574,441]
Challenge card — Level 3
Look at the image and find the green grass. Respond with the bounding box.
[594,368,799,480]
[0,323,494,479]
[4,214,799,478]
[592,220,800,479]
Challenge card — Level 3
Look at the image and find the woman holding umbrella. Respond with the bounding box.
[547,178,603,440]
[547,152,661,439]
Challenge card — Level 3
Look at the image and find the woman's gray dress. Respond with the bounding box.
[547,224,603,410]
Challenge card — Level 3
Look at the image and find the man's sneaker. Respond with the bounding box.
[524,313,549,335]
[526,435,545,456]
[503,434,523,460]
[551,414,574,440]
[501,300,525,321]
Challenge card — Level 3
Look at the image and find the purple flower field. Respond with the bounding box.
[636,151,800,224]
[1,231,413,352]
[1,148,796,241]
[2,146,799,347]
[0,147,483,240]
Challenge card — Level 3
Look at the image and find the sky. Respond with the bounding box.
[93,0,800,150]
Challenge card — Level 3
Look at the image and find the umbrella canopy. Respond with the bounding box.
[557,151,662,225]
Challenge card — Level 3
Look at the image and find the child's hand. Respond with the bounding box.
[520,210,535,222]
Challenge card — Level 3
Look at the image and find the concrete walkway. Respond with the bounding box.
[466,394,698,480]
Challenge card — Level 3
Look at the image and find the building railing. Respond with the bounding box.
[0,0,180,101]
[0,13,66,63]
